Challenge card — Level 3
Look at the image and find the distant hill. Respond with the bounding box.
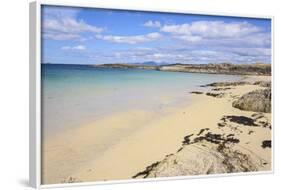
[122,61,167,66]
[140,61,167,66]
[94,63,271,76]
[93,63,157,70]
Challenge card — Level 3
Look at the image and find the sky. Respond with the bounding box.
[41,5,272,65]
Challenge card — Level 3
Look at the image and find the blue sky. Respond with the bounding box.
[41,5,271,65]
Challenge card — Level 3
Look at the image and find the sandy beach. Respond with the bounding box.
[42,75,272,184]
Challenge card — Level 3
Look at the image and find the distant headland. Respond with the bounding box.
[93,63,271,76]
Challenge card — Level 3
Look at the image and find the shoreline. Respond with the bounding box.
[43,63,271,76]
[42,75,272,184]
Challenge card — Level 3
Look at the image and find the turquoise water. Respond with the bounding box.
[42,64,241,136]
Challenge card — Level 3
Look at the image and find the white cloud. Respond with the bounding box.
[42,8,271,64]
[144,20,161,28]
[42,7,103,41]
[159,21,270,50]
[44,33,82,41]
[161,23,190,35]
[95,44,271,64]
[73,45,86,50]
[158,21,270,52]
[161,21,261,39]
[242,32,271,46]
[190,50,219,56]
[43,6,80,19]
[198,32,271,48]
[43,18,103,34]
[174,35,202,42]
[96,32,162,44]
[61,45,86,50]
[229,47,271,57]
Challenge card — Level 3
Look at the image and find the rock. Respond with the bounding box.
[232,88,271,113]
[182,134,194,145]
[251,113,272,129]
[261,140,271,148]
[204,81,250,87]
[218,122,226,128]
[133,130,266,179]
[197,128,210,136]
[248,130,254,135]
[221,115,258,126]
[212,87,232,91]
[253,81,271,87]
[206,92,225,98]
[190,91,204,94]
[193,132,240,144]
[132,161,160,178]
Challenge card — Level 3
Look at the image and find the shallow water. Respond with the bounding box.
[41,64,241,136]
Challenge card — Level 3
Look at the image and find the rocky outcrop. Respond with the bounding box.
[203,81,250,87]
[133,110,271,179]
[232,88,271,113]
[158,63,271,75]
[133,129,267,179]
[253,81,271,88]
[133,79,271,179]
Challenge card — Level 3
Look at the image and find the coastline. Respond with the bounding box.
[42,75,271,184]
[94,63,271,76]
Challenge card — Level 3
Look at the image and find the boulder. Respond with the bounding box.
[232,88,271,113]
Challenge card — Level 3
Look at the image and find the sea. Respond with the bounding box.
[41,64,241,136]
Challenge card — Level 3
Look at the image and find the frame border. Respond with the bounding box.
[29,0,274,189]
[30,1,41,188]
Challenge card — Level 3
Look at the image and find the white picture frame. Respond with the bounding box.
[29,0,274,188]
